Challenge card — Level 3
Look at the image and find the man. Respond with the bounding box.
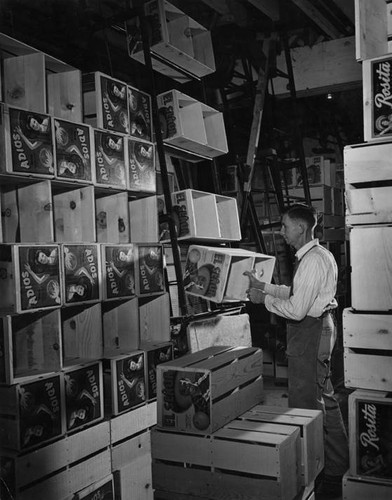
[245,204,349,499]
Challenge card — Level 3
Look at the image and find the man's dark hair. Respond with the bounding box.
[282,203,317,229]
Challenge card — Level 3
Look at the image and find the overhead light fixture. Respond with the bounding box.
[327,92,333,100]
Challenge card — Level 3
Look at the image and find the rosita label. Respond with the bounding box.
[372,58,392,136]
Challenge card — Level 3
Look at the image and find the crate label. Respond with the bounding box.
[81,478,114,499]
[145,0,164,45]
[115,353,146,413]
[104,245,135,299]
[127,139,155,192]
[94,130,126,187]
[184,247,229,301]
[9,108,54,174]
[138,246,164,295]
[372,57,392,138]
[65,363,102,431]
[63,244,100,304]
[100,75,128,134]
[173,192,191,237]
[18,246,61,311]
[128,86,152,141]
[54,119,92,181]
[158,92,177,138]
[356,399,392,479]
[160,369,211,431]
[146,344,173,400]
[18,375,63,450]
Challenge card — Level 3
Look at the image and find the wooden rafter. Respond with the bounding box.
[290,0,343,39]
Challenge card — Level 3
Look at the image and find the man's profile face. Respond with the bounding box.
[280,214,302,248]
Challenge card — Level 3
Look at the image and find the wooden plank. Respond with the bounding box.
[355,0,388,61]
[343,308,392,350]
[292,0,342,38]
[139,293,171,343]
[344,350,392,391]
[129,196,159,243]
[343,471,392,499]
[247,0,279,21]
[272,36,361,97]
[344,142,392,184]
[110,401,157,444]
[95,192,130,243]
[111,428,151,470]
[47,70,83,123]
[114,453,153,500]
[345,185,392,225]
[102,298,139,356]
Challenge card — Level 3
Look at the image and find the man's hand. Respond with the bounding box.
[243,269,266,292]
[246,287,266,304]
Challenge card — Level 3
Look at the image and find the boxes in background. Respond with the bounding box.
[64,361,104,433]
[93,129,127,189]
[0,309,62,385]
[0,372,65,451]
[157,345,264,434]
[348,389,392,482]
[53,118,94,183]
[0,104,54,176]
[0,243,62,315]
[82,72,129,134]
[104,350,147,416]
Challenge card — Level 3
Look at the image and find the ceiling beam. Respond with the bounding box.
[246,0,279,22]
[290,0,343,39]
[200,0,250,27]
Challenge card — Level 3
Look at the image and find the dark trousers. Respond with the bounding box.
[286,313,349,477]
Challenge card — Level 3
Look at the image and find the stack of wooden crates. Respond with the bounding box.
[342,2,392,496]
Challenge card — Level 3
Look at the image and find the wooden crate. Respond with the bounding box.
[63,361,104,433]
[95,192,130,243]
[71,474,114,500]
[103,350,147,416]
[240,405,324,486]
[0,420,111,500]
[1,180,54,243]
[349,225,392,311]
[61,302,103,365]
[60,243,101,306]
[109,400,157,448]
[3,52,46,112]
[100,244,136,301]
[215,193,241,241]
[93,129,127,189]
[343,308,392,391]
[0,243,62,315]
[129,195,159,243]
[113,432,153,500]
[363,54,392,143]
[288,186,332,214]
[156,345,264,434]
[135,244,165,297]
[129,0,215,82]
[126,137,156,193]
[315,214,345,242]
[53,117,94,183]
[140,341,174,401]
[293,155,336,187]
[348,389,392,482]
[183,245,275,303]
[128,84,153,142]
[102,298,139,356]
[82,71,129,134]
[157,89,228,159]
[151,417,301,500]
[0,104,55,177]
[53,185,96,242]
[47,69,83,122]
[0,309,62,385]
[139,293,171,344]
[344,141,392,225]
[0,372,65,452]
[343,471,392,500]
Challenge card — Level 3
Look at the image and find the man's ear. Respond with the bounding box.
[298,222,306,234]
